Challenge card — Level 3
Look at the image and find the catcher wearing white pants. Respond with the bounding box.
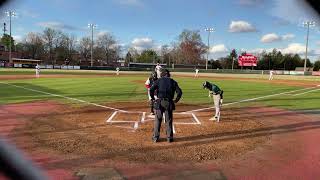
[203,81,223,121]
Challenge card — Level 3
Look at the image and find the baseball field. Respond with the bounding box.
[1,68,320,179]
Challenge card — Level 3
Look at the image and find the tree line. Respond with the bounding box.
[1,28,319,70]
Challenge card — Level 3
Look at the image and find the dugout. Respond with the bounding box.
[12,58,42,68]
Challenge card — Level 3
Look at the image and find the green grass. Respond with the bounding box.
[1,74,319,111]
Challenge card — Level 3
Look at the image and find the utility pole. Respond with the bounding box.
[6,11,16,65]
[303,21,315,74]
[232,57,235,71]
[88,23,97,67]
[3,23,6,35]
[205,27,214,70]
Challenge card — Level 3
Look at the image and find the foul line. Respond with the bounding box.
[184,86,318,113]
[1,82,130,113]
[292,88,320,96]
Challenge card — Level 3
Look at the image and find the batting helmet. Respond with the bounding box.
[150,71,157,80]
[202,81,210,89]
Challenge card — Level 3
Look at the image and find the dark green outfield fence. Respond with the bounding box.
[6,64,313,76]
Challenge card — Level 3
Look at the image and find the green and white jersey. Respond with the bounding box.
[208,83,221,94]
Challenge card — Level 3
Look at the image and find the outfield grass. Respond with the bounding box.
[1,73,319,110]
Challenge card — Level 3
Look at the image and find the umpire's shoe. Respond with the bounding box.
[167,138,173,143]
[152,138,159,143]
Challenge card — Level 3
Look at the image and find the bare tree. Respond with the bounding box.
[23,32,44,59]
[127,47,139,63]
[79,36,91,63]
[160,44,170,64]
[96,33,119,64]
[65,34,77,63]
[42,28,59,64]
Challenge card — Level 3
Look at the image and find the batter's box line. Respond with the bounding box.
[142,112,201,125]
[174,112,201,125]
[105,111,142,131]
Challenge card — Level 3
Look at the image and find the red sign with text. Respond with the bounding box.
[238,54,258,67]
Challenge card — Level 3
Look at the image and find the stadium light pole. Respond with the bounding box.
[302,20,315,74]
[205,27,214,70]
[5,11,16,65]
[88,23,97,67]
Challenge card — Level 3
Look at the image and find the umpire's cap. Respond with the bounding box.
[160,69,170,77]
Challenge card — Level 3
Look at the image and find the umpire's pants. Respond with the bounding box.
[153,100,173,140]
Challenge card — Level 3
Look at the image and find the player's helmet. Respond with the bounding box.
[150,71,157,80]
[160,69,170,77]
[202,81,210,89]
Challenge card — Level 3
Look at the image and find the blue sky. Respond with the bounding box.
[1,0,320,61]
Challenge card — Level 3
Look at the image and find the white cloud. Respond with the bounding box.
[282,33,295,40]
[210,44,229,54]
[13,35,22,43]
[244,43,318,57]
[260,33,295,43]
[97,30,109,37]
[261,33,281,43]
[228,20,257,33]
[244,48,275,55]
[316,41,320,46]
[281,43,306,54]
[209,44,229,59]
[37,21,79,31]
[131,37,155,52]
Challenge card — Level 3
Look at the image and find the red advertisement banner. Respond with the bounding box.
[238,54,258,67]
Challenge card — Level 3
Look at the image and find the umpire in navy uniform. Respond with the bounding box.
[150,69,182,143]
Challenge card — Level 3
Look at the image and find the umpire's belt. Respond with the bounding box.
[160,98,170,100]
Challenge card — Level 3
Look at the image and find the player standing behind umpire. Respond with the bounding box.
[145,71,158,115]
[150,69,182,143]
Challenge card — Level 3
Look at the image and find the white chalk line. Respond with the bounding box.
[106,111,118,122]
[2,82,200,133]
[192,113,201,124]
[286,86,317,95]
[184,86,318,113]
[292,88,320,96]
[0,82,133,113]
[141,112,146,123]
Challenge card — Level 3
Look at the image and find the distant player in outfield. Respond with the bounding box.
[195,68,199,78]
[116,67,120,76]
[35,64,40,78]
[155,63,162,78]
[203,81,224,121]
[145,71,158,115]
[269,70,275,80]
